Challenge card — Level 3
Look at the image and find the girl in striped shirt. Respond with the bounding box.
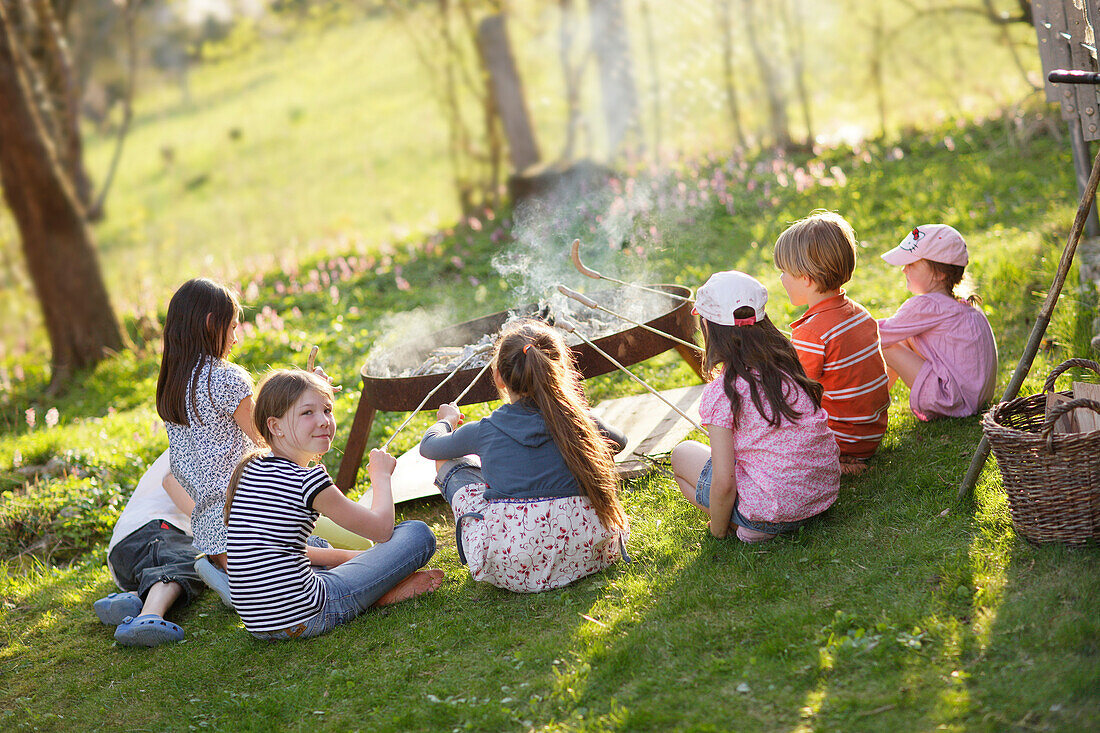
[225,370,442,640]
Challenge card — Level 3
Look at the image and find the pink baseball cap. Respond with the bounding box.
[881,224,968,267]
[693,270,768,326]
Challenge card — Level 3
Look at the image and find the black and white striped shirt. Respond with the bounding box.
[226,456,330,632]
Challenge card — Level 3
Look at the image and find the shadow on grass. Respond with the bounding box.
[487,410,1098,732]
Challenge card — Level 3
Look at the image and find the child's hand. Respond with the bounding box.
[436,402,463,428]
[367,448,397,477]
[312,365,343,393]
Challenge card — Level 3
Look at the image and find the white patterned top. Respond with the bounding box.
[166,357,255,554]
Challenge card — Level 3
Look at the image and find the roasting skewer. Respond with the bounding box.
[557,284,704,355]
[570,239,693,304]
[380,345,492,450]
[305,344,344,391]
[454,358,495,404]
[555,318,706,434]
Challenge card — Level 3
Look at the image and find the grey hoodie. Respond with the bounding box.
[419,399,627,501]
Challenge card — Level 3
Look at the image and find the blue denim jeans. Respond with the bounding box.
[250,520,437,641]
[435,457,484,503]
[695,459,808,535]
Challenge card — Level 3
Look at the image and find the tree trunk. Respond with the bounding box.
[0,4,122,386]
[639,0,661,157]
[558,0,585,162]
[477,14,540,174]
[742,0,791,151]
[715,0,747,149]
[779,0,813,147]
[589,0,640,155]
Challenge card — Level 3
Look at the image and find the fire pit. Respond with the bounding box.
[335,284,700,489]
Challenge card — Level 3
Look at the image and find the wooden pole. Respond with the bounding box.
[957,142,1100,501]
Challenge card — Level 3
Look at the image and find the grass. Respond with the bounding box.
[1,5,1097,731]
[1,108,1098,730]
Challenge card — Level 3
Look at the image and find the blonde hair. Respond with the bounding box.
[224,369,334,524]
[926,260,983,306]
[493,319,627,531]
[773,210,857,292]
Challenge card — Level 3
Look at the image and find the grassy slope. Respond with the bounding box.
[1,6,1097,733]
[2,115,1098,731]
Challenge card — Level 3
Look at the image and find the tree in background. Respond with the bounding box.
[589,0,640,154]
[0,0,122,390]
[387,0,505,216]
[7,0,95,216]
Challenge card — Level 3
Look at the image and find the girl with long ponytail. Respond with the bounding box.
[419,319,629,592]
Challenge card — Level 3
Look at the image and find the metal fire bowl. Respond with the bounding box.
[358,284,696,412]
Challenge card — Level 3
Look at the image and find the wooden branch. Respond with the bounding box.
[88,0,138,221]
[896,0,1030,26]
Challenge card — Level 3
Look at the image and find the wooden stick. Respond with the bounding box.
[957,143,1100,502]
[556,318,706,434]
[380,348,488,450]
[570,239,693,304]
[557,284,704,354]
[454,358,494,404]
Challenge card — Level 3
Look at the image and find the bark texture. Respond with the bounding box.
[0,3,122,384]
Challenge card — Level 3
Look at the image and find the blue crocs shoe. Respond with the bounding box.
[114,614,184,647]
[194,556,234,609]
[93,592,143,626]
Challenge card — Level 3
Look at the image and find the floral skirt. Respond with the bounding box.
[449,482,627,593]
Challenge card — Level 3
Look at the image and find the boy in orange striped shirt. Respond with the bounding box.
[773,211,890,475]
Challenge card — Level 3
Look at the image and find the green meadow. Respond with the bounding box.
[1,5,1098,732]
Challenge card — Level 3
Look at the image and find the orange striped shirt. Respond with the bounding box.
[789,292,890,459]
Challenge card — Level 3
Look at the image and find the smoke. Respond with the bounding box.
[364,304,463,377]
[492,169,657,308]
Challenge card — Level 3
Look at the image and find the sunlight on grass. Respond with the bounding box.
[793,685,829,732]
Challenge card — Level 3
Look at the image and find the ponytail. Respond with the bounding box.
[927,260,983,306]
[495,320,627,531]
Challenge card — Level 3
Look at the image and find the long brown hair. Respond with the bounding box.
[224,369,334,524]
[493,319,626,531]
[156,278,242,426]
[702,307,823,429]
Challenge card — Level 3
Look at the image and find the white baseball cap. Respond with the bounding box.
[882,224,969,267]
[693,270,768,326]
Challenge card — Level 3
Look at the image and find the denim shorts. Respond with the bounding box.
[435,457,485,503]
[108,520,205,606]
[695,460,807,535]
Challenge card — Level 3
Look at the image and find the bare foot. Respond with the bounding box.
[372,568,445,608]
[840,456,870,476]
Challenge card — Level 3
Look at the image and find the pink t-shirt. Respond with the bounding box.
[878,293,998,420]
[700,372,839,523]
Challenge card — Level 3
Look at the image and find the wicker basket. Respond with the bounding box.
[982,358,1100,545]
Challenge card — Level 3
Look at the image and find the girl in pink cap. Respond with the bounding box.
[671,271,839,543]
[878,224,998,421]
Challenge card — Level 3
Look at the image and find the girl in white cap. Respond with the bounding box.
[878,224,997,421]
[671,271,840,543]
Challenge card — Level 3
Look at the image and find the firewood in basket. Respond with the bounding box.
[1046,392,1080,434]
[1073,381,1100,433]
